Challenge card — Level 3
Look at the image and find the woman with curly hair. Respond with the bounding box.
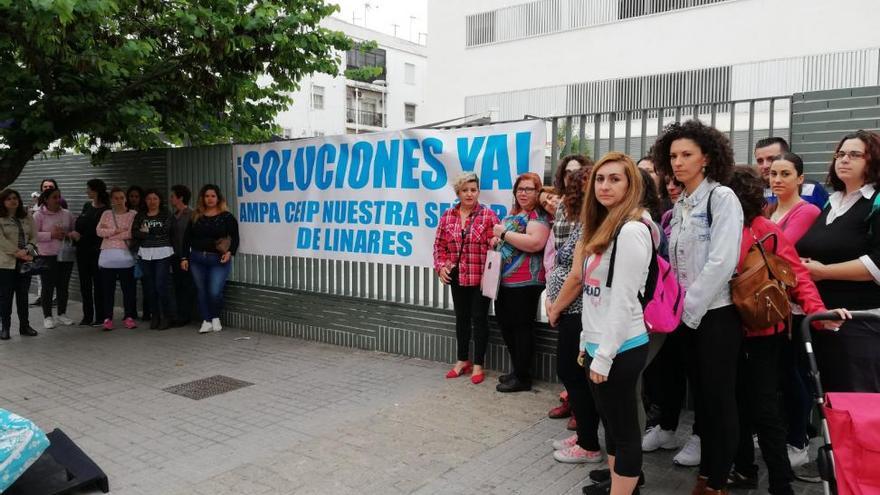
[545,155,593,421]
[726,166,847,494]
[797,130,880,393]
[544,167,603,464]
[652,120,744,495]
[491,172,551,393]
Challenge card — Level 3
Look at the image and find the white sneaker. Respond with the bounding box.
[198,321,213,334]
[55,314,74,326]
[552,433,578,451]
[211,318,222,332]
[787,444,809,468]
[552,444,604,464]
[642,425,678,452]
[43,317,55,329]
[673,434,701,467]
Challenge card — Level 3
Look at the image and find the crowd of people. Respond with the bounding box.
[0,181,239,339]
[433,121,880,494]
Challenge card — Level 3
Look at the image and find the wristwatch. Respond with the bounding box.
[500,231,507,241]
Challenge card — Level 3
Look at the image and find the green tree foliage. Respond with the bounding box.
[556,129,592,160]
[0,0,352,187]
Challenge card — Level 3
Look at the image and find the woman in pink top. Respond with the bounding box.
[96,187,138,330]
[33,188,78,329]
[765,152,825,469]
[767,153,821,244]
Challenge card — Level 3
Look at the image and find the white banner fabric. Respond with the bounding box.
[233,120,546,268]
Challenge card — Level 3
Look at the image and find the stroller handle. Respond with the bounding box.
[802,310,880,329]
[799,310,880,404]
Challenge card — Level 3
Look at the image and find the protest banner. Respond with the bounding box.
[233,120,546,267]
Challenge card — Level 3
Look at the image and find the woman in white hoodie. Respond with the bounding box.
[551,152,654,495]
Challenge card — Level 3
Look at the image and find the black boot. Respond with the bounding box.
[19,325,38,337]
[496,378,532,393]
[150,313,160,330]
[157,316,171,330]
[0,328,9,340]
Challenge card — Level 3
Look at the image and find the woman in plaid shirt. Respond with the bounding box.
[433,173,500,384]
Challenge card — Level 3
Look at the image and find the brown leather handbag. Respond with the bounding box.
[730,231,797,333]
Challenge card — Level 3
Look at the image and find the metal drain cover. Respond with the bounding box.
[163,375,253,400]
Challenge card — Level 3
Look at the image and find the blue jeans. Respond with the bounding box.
[189,251,231,321]
[141,257,176,321]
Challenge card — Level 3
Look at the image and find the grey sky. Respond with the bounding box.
[330,0,428,44]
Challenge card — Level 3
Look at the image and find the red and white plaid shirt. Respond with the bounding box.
[432,203,500,287]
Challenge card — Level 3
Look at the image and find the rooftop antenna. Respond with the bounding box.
[391,23,400,37]
[409,15,417,42]
[364,1,377,27]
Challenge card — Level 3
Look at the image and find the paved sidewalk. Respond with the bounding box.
[1,301,824,494]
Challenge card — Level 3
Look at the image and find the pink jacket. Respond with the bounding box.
[775,200,821,245]
[737,216,826,337]
[33,206,76,256]
[96,210,136,250]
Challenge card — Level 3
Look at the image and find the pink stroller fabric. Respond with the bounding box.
[823,393,880,495]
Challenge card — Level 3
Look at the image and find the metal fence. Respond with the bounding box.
[548,95,792,180]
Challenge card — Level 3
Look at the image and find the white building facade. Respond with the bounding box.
[426,0,880,124]
[274,18,427,138]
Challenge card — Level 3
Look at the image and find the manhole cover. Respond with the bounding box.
[163,375,253,400]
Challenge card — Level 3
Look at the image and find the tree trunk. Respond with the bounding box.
[0,145,39,190]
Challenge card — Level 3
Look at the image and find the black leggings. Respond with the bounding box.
[686,305,742,490]
[782,315,812,448]
[449,283,490,366]
[587,343,649,478]
[643,329,699,434]
[734,333,793,495]
[101,267,137,320]
[39,256,73,317]
[494,285,543,383]
[556,313,601,451]
[77,249,104,323]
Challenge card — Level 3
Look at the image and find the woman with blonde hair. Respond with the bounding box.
[433,173,500,383]
[551,152,657,494]
[492,172,551,393]
[181,184,239,334]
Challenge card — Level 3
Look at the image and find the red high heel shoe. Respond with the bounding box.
[471,371,485,384]
[445,361,473,378]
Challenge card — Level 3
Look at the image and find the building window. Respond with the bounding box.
[345,45,387,82]
[312,85,325,109]
[405,104,416,124]
[405,63,416,85]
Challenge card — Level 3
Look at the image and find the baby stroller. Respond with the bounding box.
[801,312,880,495]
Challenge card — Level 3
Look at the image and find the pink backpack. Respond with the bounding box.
[606,221,684,333]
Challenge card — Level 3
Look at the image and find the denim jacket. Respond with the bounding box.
[669,179,743,329]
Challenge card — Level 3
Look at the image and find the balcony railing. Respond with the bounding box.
[346,108,385,128]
